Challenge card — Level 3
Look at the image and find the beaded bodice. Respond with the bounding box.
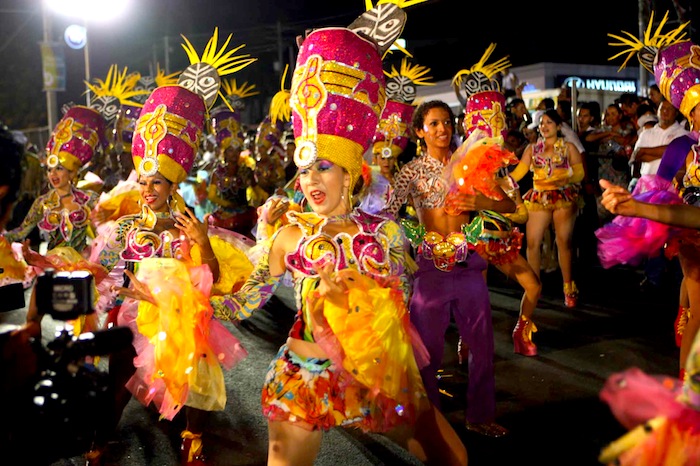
[97,205,182,271]
[5,187,97,251]
[284,209,393,278]
[530,137,573,189]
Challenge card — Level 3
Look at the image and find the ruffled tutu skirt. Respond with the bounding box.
[119,258,247,420]
[302,271,430,432]
[595,175,683,269]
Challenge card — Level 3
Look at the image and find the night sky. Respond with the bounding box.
[0,0,694,129]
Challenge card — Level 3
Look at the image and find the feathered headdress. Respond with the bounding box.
[178,27,257,110]
[608,11,698,120]
[86,64,148,109]
[452,43,510,141]
[270,64,291,126]
[221,79,259,112]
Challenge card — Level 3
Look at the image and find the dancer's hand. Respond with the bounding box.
[174,208,210,247]
[600,179,635,216]
[314,263,346,300]
[112,269,156,305]
[267,197,290,224]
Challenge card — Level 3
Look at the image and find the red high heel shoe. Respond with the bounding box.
[564,281,578,308]
[84,445,106,466]
[181,430,206,465]
[674,305,689,348]
[512,316,537,356]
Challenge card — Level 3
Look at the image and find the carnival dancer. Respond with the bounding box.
[3,105,109,337]
[598,11,700,379]
[84,29,256,466]
[4,106,106,253]
[209,4,468,464]
[450,43,542,356]
[509,108,584,307]
[383,95,515,437]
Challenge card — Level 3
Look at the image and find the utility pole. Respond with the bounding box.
[42,3,58,130]
[638,0,648,95]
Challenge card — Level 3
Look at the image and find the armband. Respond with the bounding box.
[510,161,529,182]
[570,163,584,184]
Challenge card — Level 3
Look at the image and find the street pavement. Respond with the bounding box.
[1,257,682,466]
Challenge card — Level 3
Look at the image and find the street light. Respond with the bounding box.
[44,0,131,107]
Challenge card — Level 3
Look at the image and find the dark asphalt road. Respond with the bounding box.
[1,256,682,466]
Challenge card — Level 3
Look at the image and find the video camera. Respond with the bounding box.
[0,269,133,464]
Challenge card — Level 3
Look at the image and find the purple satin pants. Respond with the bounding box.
[410,253,496,423]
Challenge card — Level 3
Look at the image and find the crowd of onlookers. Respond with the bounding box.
[491,83,689,293]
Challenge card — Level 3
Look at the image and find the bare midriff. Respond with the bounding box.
[287,337,328,360]
[418,207,471,237]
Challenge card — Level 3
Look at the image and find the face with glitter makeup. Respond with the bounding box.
[47,164,74,191]
[298,159,350,217]
[138,172,176,213]
[414,107,454,153]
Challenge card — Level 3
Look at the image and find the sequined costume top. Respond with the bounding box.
[681,141,700,205]
[529,138,575,191]
[95,205,182,272]
[383,153,449,219]
[212,208,411,341]
[4,187,98,251]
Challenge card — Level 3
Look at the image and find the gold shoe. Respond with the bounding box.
[464,421,509,438]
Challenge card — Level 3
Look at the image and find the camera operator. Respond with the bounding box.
[0,270,132,465]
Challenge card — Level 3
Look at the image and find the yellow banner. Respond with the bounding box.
[40,41,66,92]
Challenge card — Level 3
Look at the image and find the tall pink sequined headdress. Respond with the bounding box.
[609,11,699,120]
[453,44,510,141]
[132,29,255,183]
[131,85,205,184]
[290,28,387,190]
[373,58,434,158]
[45,105,107,172]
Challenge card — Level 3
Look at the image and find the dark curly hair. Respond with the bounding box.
[411,100,456,151]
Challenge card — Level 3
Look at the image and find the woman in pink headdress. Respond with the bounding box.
[4,106,105,253]
[211,15,468,465]
[3,106,108,337]
[85,85,253,466]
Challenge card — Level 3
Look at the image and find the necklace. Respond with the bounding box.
[326,212,354,223]
[58,191,72,199]
[154,211,172,219]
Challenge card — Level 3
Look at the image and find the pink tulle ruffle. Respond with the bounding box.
[596,175,682,269]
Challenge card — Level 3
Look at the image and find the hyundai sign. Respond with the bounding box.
[561,76,637,94]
